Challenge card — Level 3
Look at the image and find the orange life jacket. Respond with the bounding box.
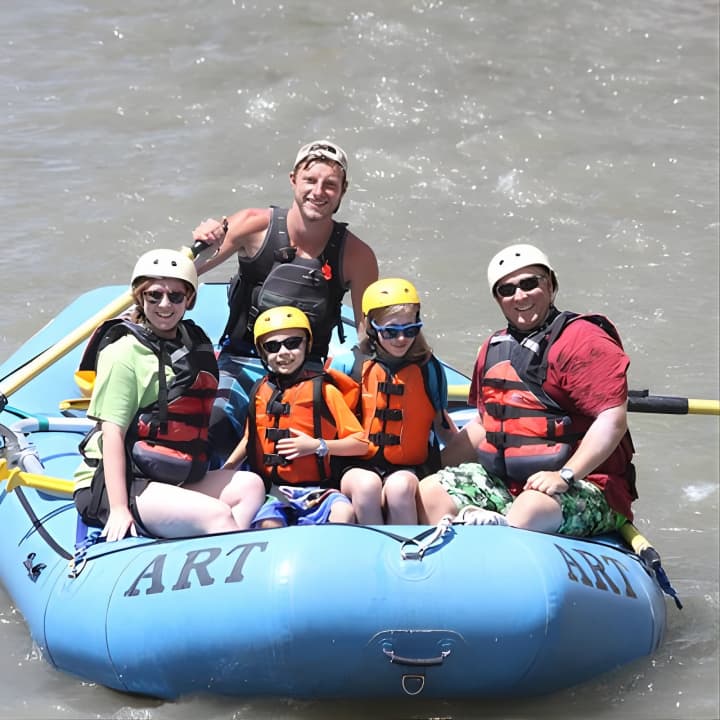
[352,351,441,467]
[248,367,359,488]
[476,312,620,491]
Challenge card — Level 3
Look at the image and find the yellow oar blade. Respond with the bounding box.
[0,459,75,497]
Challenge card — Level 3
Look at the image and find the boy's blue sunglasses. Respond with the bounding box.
[370,320,423,340]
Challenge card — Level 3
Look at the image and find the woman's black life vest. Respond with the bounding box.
[78,318,219,486]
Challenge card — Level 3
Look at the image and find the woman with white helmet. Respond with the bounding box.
[73,249,266,542]
[418,244,638,537]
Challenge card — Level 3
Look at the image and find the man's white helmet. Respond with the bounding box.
[487,243,557,293]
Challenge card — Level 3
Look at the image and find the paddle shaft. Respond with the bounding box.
[0,242,208,411]
[447,384,720,416]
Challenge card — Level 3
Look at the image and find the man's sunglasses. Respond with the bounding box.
[495,275,546,298]
[370,320,423,340]
[262,336,306,353]
[144,290,187,305]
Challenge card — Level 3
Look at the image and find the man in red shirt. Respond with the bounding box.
[418,244,637,536]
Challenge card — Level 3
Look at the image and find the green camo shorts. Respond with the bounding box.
[434,462,626,537]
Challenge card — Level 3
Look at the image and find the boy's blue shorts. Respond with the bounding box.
[252,486,351,527]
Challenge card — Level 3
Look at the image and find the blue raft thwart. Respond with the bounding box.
[0,284,668,700]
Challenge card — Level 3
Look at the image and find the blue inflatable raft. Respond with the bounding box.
[0,283,669,700]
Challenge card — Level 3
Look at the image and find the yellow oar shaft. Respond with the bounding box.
[0,291,133,401]
[447,384,720,416]
[619,522,653,555]
[687,399,720,416]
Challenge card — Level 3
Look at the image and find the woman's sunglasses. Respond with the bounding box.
[144,290,187,305]
[495,275,546,298]
[370,320,423,340]
[262,336,306,353]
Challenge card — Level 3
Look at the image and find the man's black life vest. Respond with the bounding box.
[220,206,348,359]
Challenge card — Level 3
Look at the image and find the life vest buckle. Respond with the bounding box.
[263,453,290,466]
[377,381,404,396]
[265,427,291,442]
[268,401,291,416]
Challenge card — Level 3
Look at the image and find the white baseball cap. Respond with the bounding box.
[293,140,348,175]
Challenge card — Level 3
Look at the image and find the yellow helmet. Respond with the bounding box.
[253,306,313,348]
[361,278,420,316]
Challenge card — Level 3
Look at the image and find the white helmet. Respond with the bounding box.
[487,243,557,293]
[131,249,198,293]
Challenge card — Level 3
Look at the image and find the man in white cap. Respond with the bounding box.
[192,140,378,464]
[418,244,638,537]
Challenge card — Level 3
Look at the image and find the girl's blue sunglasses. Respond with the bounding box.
[370,320,423,340]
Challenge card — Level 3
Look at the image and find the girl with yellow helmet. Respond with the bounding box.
[225,306,368,527]
[332,278,458,525]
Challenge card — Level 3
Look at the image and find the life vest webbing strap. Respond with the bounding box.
[484,403,558,420]
[162,411,207,428]
[154,340,169,434]
[377,381,404,396]
[483,377,525,390]
[486,431,564,448]
[369,432,401,446]
[374,407,403,421]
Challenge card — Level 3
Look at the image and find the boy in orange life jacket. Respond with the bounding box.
[73,249,267,542]
[224,306,368,527]
[331,279,458,525]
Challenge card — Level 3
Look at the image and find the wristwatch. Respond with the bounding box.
[559,467,575,488]
[315,438,329,458]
